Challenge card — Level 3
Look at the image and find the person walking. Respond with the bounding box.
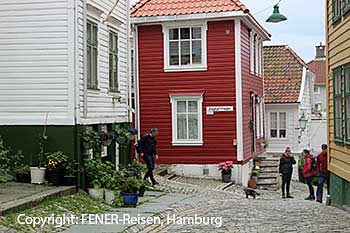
[303,149,317,200]
[316,144,330,203]
[139,128,159,186]
[279,147,296,198]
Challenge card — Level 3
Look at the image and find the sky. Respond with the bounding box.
[130,0,325,62]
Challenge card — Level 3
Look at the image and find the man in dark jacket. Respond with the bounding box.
[316,144,329,203]
[139,128,159,185]
[279,147,296,198]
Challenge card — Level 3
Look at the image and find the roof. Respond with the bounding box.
[263,45,308,104]
[307,60,326,85]
[131,0,249,18]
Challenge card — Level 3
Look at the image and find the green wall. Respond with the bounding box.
[330,173,350,212]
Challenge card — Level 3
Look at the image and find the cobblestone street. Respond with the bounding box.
[135,175,350,233]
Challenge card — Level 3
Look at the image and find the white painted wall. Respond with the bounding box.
[0,0,74,125]
[310,118,327,154]
[79,0,130,125]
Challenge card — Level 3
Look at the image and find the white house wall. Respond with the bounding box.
[265,104,300,153]
[0,0,74,125]
[79,0,130,125]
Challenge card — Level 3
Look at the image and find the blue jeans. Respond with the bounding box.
[316,172,330,201]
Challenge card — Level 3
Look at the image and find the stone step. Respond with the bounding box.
[257,178,278,185]
[259,163,279,168]
[260,167,279,173]
[257,184,278,191]
[258,173,279,179]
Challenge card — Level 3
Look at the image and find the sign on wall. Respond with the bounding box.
[206,106,234,115]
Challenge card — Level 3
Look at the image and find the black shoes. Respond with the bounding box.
[282,194,286,199]
[305,196,315,200]
[286,195,294,199]
[316,199,322,203]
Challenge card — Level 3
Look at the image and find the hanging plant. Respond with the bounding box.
[81,130,100,149]
[113,126,131,145]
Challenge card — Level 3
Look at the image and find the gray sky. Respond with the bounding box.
[130,0,325,62]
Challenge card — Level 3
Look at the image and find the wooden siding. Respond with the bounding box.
[241,23,265,161]
[137,21,238,164]
[79,0,129,124]
[0,0,73,125]
[326,0,350,180]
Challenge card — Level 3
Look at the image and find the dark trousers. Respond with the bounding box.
[316,172,330,201]
[305,176,315,198]
[281,172,292,195]
[143,155,156,184]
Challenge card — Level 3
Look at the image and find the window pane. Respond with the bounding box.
[109,33,113,52]
[180,28,190,39]
[169,41,179,65]
[87,46,91,86]
[192,27,201,39]
[192,40,202,64]
[188,101,198,113]
[180,41,190,65]
[271,129,277,138]
[169,28,179,40]
[346,68,350,93]
[188,114,198,139]
[177,101,186,113]
[279,130,286,138]
[270,112,277,128]
[177,114,187,140]
[279,112,286,129]
[347,98,350,138]
[92,48,97,88]
[92,25,98,44]
[87,23,91,43]
[109,54,113,88]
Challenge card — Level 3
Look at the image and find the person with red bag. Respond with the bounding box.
[303,149,317,200]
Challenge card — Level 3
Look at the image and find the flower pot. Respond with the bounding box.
[222,173,231,183]
[16,173,31,183]
[252,176,258,181]
[102,139,113,146]
[49,168,65,186]
[63,176,76,186]
[30,167,46,184]
[104,189,115,205]
[88,188,104,199]
[122,193,139,206]
[139,185,146,197]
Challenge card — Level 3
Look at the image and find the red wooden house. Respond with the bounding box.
[131,0,270,184]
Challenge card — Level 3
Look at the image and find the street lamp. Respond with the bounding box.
[298,112,308,131]
[266,0,287,23]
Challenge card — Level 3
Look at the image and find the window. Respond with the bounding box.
[250,31,254,74]
[255,36,259,76]
[165,26,206,71]
[343,0,350,15]
[315,103,322,111]
[332,0,341,24]
[256,97,264,138]
[87,21,98,89]
[170,95,203,145]
[334,67,343,142]
[344,65,350,142]
[270,112,287,138]
[314,86,320,94]
[109,31,118,92]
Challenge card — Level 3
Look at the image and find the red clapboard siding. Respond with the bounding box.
[138,21,238,164]
[241,23,265,162]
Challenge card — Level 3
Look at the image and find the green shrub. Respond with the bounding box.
[120,177,142,194]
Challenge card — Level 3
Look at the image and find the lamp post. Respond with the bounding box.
[298,112,308,132]
[266,0,287,23]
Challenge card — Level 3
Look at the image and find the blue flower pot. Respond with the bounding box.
[122,193,139,206]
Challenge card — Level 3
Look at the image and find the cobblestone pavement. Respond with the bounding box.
[138,175,350,233]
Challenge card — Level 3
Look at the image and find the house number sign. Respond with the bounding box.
[206,106,234,115]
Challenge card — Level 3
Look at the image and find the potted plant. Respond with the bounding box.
[103,174,117,205]
[261,140,269,148]
[30,135,47,184]
[120,176,142,206]
[124,159,147,178]
[113,126,132,145]
[100,131,115,146]
[251,170,260,181]
[218,161,234,183]
[15,165,31,183]
[81,130,100,150]
[46,151,68,186]
[63,162,76,186]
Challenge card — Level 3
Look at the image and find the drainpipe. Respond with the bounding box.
[103,0,120,23]
[134,25,140,159]
[126,0,132,123]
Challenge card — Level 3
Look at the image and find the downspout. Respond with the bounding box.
[83,0,88,118]
[134,25,140,159]
[74,0,80,125]
[126,0,132,123]
[103,0,120,23]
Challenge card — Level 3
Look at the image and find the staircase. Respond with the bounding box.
[256,157,280,190]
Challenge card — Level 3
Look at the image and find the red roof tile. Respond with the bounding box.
[263,45,308,104]
[131,0,249,18]
[307,60,326,85]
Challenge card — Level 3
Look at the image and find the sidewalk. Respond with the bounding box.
[63,191,212,233]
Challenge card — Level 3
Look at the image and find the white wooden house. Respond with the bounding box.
[263,45,315,168]
[0,0,131,174]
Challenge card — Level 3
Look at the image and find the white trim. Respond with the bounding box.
[255,36,259,76]
[162,23,208,72]
[134,26,141,140]
[131,13,270,40]
[258,39,263,77]
[249,31,254,74]
[314,86,321,94]
[298,67,307,102]
[235,19,243,161]
[0,117,75,125]
[268,112,287,139]
[170,94,203,146]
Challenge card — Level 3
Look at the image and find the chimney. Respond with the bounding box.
[315,42,326,60]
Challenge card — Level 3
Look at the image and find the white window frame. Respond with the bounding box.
[170,94,203,146]
[314,86,320,94]
[260,99,264,137]
[255,36,260,76]
[163,22,207,72]
[108,29,119,93]
[256,97,264,138]
[258,39,263,77]
[256,98,260,138]
[315,102,322,111]
[250,31,255,74]
[269,112,287,139]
